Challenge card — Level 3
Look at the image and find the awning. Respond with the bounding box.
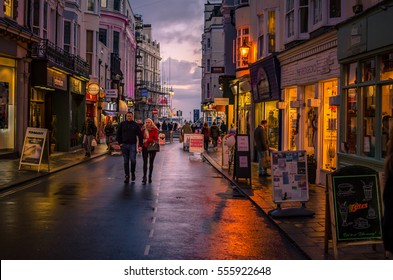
[102,110,117,117]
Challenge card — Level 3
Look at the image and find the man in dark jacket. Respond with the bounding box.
[254,120,270,177]
[116,112,143,183]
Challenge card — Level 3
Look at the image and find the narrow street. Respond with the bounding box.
[0,143,307,260]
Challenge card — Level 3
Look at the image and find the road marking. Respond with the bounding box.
[149,229,154,238]
[144,245,150,255]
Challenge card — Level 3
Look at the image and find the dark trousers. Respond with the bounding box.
[204,139,209,151]
[142,147,157,179]
[121,144,137,177]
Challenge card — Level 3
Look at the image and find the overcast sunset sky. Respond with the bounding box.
[130,0,221,120]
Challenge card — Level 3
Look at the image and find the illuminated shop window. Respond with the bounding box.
[287,87,298,150]
[4,0,13,18]
[381,85,393,158]
[361,86,376,158]
[322,80,338,170]
[345,88,357,154]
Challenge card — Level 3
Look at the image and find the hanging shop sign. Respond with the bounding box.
[19,127,48,172]
[47,69,67,91]
[250,56,280,103]
[214,98,229,105]
[86,82,100,96]
[70,77,83,95]
[105,89,118,98]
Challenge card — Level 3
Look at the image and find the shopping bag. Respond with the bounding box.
[262,151,271,169]
[91,138,97,147]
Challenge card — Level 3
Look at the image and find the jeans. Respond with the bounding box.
[83,135,93,155]
[142,147,157,179]
[257,150,267,175]
[121,144,137,177]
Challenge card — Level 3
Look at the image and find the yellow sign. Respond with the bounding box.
[86,82,100,96]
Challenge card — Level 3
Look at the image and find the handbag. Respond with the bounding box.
[147,142,160,152]
[91,138,97,147]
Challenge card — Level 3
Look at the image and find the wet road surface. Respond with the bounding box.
[0,143,307,260]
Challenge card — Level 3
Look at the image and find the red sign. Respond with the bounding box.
[152,108,159,114]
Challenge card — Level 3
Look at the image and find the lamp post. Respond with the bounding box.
[169,87,174,122]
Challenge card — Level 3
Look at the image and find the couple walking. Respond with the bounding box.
[116,112,159,184]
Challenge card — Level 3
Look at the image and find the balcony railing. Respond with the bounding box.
[31,39,89,78]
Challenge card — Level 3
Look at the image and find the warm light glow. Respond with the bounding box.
[239,40,250,59]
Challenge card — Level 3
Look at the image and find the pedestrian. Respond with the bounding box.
[116,112,143,183]
[383,127,393,254]
[220,120,228,136]
[210,121,220,151]
[141,118,159,185]
[162,120,168,131]
[201,122,210,152]
[254,120,270,177]
[104,120,115,150]
[81,117,97,157]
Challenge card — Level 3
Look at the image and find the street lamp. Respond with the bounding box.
[169,87,174,121]
[239,39,250,64]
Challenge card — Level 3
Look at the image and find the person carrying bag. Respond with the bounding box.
[142,118,159,185]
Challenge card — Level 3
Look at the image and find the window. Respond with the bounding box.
[267,11,276,54]
[64,21,71,53]
[380,52,393,81]
[88,0,95,12]
[4,0,13,18]
[257,14,264,58]
[207,38,210,48]
[101,0,107,8]
[236,27,249,68]
[113,31,120,54]
[86,30,94,75]
[312,0,322,25]
[286,0,294,38]
[362,86,376,158]
[345,63,357,85]
[381,85,393,158]
[330,0,341,18]
[299,0,309,34]
[362,58,375,82]
[33,0,40,36]
[99,28,107,46]
[345,88,358,154]
[43,2,48,39]
[114,0,121,11]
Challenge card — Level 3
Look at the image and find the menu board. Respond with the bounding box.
[331,172,383,242]
[19,127,48,171]
[271,150,309,203]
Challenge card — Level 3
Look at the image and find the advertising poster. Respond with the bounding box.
[189,134,204,153]
[19,127,48,168]
[271,150,309,203]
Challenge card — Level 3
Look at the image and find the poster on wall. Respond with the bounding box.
[0,82,9,129]
[271,150,309,203]
[19,127,48,171]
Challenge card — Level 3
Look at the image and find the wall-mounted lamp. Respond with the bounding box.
[239,39,250,63]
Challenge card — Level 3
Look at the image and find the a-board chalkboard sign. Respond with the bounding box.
[326,165,383,258]
[331,174,382,241]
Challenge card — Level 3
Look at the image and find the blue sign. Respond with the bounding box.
[193,109,199,123]
[141,88,148,97]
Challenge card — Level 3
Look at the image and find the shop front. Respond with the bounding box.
[336,3,393,173]
[249,55,281,152]
[278,30,340,185]
[0,57,16,156]
[30,60,88,152]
